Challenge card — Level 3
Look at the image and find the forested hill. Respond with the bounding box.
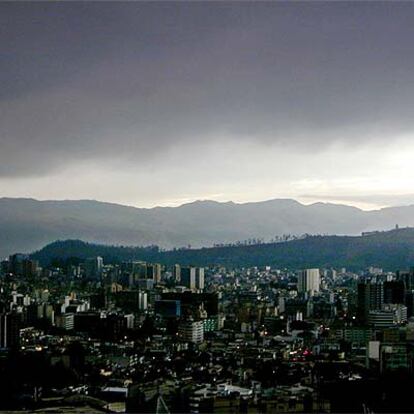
[31,227,414,271]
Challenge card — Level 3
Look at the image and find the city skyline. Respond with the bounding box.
[3,3,414,412]
[2,2,414,209]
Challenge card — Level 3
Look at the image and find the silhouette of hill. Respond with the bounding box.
[31,227,414,271]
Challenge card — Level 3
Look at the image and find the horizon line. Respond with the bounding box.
[0,195,413,212]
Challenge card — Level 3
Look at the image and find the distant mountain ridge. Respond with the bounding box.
[1,196,414,258]
[32,227,414,271]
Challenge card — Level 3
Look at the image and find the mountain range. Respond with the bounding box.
[1,197,414,258]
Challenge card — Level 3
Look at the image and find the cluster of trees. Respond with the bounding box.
[211,233,328,248]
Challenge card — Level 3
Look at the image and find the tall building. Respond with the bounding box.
[181,267,197,290]
[84,256,103,280]
[139,292,148,311]
[357,280,384,322]
[154,264,162,283]
[195,268,205,290]
[405,291,414,317]
[298,269,320,296]
[173,264,181,283]
[8,254,27,275]
[127,262,161,286]
[8,254,38,277]
[146,263,162,283]
[397,269,414,291]
[22,259,39,277]
[0,312,20,349]
[384,280,405,304]
[0,260,9,276]
[180,267,205,290]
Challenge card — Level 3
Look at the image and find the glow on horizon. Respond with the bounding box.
[1,134,414,211]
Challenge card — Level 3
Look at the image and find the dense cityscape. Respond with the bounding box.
[3,1,414,413]
[1,248,414,412]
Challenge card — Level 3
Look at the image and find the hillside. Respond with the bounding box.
[3,197,414,258]
[31,228,414,271]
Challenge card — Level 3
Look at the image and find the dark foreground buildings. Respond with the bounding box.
[1,255,414,412]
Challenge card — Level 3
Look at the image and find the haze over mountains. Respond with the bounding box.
[1,197,414,258]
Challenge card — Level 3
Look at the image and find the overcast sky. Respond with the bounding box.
[2,2,414,209]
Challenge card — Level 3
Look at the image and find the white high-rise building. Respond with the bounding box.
[298,268,320,295]
[173,264,181,283]
[138,292,148,311]
[196,267,205,290]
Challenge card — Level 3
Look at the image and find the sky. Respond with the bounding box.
[1,2,414,210]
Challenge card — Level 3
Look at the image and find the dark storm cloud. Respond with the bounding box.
[1,2,414,177]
